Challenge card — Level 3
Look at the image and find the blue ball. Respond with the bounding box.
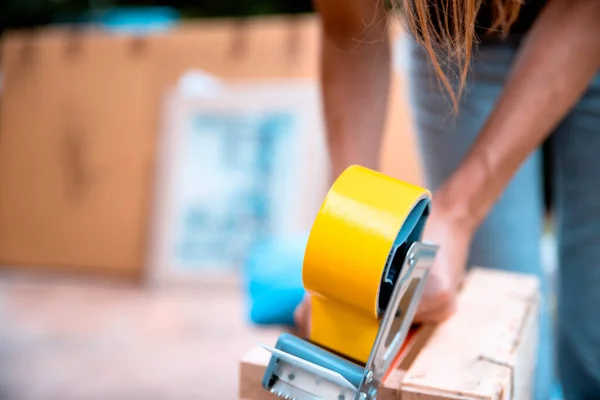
[243,233,309,326]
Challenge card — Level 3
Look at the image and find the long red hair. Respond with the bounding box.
[399,0,523,109]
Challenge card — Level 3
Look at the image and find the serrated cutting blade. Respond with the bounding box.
[270,380,321,400]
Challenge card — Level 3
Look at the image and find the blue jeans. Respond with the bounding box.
[406,37,600,400]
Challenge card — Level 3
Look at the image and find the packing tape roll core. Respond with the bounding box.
[302,165,431,363]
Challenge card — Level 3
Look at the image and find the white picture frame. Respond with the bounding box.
[146,77,329,287]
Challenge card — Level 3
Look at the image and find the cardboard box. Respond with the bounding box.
[0,15,423,279]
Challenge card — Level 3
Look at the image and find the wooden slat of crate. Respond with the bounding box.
[238,267,540,400]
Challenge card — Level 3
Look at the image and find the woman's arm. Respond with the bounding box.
[313,0,392,182]
[437,0,600,229]
[294,1,392,334]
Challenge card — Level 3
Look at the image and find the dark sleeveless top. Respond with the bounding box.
[419,0,548,43]
[475,0,548,36]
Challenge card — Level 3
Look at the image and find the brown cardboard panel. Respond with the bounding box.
[152,15,319,84]
[0,30,156,276]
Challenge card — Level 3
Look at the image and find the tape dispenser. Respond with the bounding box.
[259,165,438,400]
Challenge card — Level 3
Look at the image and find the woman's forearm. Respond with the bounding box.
[437,0,600,230]
[321,36,391,181]
[316,0,392,182]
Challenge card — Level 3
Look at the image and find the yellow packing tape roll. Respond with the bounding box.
[303,165,431,363]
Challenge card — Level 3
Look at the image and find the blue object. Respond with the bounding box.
[262,333,364,390]
[53,7,180,33]
[97,7,180,33]
[243,234,308,326]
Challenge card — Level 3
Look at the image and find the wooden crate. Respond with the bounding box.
[238,267,540,400]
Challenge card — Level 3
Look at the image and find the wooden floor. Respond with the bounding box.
[0,271,282,400]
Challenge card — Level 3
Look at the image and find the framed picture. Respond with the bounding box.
[146,76,329,287]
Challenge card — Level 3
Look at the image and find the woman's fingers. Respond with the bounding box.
[293,268,457,334]
[414,284,457,323]
[413,263,456,317]
[413,296,456,324]
[293,294,312,337]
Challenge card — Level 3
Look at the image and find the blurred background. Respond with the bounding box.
[0,1,426,399]
[0,1,556,400]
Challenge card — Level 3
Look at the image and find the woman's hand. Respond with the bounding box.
[293,293,312,338]
[293,194,476,336]
[412,198,474,323]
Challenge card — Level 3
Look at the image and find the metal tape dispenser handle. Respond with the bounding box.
[260,165,439,400]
